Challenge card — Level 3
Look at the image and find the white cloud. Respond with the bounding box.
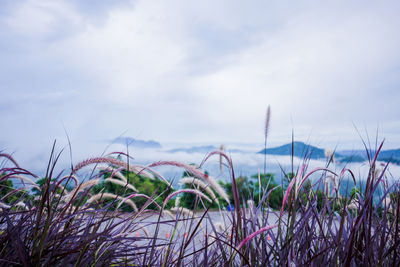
[3,0,83,40]
[186,2,400,143]
[1,0,400,172]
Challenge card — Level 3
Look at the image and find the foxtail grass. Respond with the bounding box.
[1,138,400,265]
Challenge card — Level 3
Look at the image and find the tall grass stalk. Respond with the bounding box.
[264,105,271,179]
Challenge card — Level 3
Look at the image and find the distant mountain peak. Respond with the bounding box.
[167,145,217,154]
[258,141,325,159]
[113,137,162,149]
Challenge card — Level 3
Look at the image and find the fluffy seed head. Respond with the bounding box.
[86,192,138,212]
[265,105,271,138]
[105,178,138,192]
[163,189,212,207]
[170,206,195,217]
[62,178,101,202]
[179,177,219,205]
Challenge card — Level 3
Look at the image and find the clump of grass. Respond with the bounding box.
[0,145,149,266]
[1,136,400,265]
[179,177,219,204]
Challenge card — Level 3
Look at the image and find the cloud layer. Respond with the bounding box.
[1,0,400,169]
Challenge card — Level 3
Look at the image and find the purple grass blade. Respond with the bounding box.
[236,224,278,250]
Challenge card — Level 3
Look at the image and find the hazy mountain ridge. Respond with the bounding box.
[166,145,247,154]
[334,149,400,163]
[167,145,217,154]
[112,137,400,163]
[113,137,162,149]
[258,142,400,163]
[258,141,326,159]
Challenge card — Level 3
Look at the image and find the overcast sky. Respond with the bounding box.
[1,0,400,168]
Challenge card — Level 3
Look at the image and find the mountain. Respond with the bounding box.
[336,150,366,157]
[113,137,162,149]
[167,145,246,154]
[338,155,366,163]
[336,148,400,163]
[377,148,400,160]
[167,145,217,154]
[336,150,367,162]
[258,141,325,159]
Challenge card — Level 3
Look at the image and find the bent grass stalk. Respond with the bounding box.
[179,177,219,204]
[237,224,278,250]
[5,175,40,190]
[62,178,101,202]
[170,206,195,218]
[201,151,233,204]
[117,193,162,211]
[105,178,138,192]
[96,166,129,183]
[147,160,228,198]
[87,192,138,212]
[73,157,162,183]
[162,189,212,208]
[0,153,21,168]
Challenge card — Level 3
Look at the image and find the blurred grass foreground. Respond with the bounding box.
[1,106,400,267]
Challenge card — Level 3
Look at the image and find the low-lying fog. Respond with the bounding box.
[7,141,400,190]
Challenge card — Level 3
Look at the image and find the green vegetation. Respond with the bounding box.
[181,172,285,211]
[0,177,30,206]
[90,169,175,211]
